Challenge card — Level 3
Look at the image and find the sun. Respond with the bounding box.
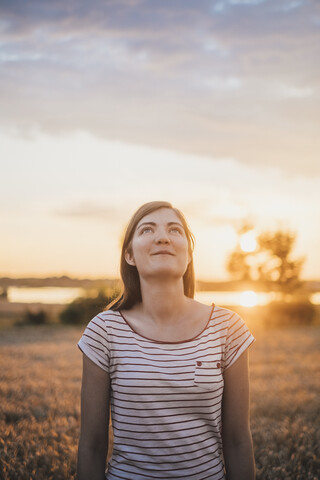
[239,231,257,252]
[240,290,258,307]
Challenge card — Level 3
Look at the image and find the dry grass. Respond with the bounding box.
[249,324,320,479]
[0,321,319,479]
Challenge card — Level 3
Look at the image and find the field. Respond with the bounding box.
[0,319,319,480]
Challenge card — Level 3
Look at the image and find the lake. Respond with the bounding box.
[7,287,86,304]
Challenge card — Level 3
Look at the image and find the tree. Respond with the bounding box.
[256,231,304,291]
[227,229,304,292]
[226,250,251,281]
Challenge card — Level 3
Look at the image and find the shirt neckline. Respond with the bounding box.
[118,303,215,344]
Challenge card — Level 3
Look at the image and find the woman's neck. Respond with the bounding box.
[137,277,190,326]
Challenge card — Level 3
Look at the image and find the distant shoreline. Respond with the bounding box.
[1,276,320,292]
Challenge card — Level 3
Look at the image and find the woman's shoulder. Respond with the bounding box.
[210,304,246,328]
[212,304,241,318]
[88,309,122,326]
[190,299,239,322]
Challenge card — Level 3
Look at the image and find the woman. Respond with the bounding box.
[77,201,256,480]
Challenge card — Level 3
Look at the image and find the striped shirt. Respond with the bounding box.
[77,304,255,480]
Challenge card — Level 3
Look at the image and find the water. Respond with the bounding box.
[195,290,276,307]
[7,287,86,304]
[6,287,320,306]
[196,291,320,306]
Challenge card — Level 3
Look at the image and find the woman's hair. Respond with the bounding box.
[106,201,195,311]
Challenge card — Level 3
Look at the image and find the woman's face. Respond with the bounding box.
[125,208,191,281]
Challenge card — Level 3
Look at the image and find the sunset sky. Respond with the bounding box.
[1,0,319,281]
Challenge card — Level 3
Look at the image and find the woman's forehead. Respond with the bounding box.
[137,208,182,226]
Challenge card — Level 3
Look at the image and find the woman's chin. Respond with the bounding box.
[143,267,185,279]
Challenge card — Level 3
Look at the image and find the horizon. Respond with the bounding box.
[1,274,320,284]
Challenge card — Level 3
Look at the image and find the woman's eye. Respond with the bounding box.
[141,227,152,233]
[170,227,182,234]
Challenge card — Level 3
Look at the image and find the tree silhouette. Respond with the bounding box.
[226,250,251,281]
[257,231,304,290]
[227,229,304,292]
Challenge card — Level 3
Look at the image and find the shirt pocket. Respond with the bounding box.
[193,360,224,391]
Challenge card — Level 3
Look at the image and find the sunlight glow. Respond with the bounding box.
[240,290,258,307]
[240,231,257,252]
[310,293,320,305]
[7,287,85,304]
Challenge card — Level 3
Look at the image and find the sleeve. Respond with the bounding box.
[223,313,255,371]
[77,313,110,372]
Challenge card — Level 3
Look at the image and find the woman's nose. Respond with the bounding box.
[156,237,169,244]
[155,229,170,243]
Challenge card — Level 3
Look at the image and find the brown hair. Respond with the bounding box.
[106,201,195,311]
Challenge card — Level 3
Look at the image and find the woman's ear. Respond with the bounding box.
[125,249,136,266]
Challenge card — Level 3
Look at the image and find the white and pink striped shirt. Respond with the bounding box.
[77,304,255,480]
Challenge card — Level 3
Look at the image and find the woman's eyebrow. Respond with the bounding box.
[168,222,184,227]
[137,221,183,229]
[137,222,156,229]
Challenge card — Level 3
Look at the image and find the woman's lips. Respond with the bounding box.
[152,251,174,255]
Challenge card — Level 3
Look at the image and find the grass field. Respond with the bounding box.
[0,319,319,480]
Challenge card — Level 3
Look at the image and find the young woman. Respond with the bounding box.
[77,201,256,480]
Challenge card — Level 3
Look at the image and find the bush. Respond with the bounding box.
[264,299,315,328]
[59,289,120,325]
[18,310,49,326]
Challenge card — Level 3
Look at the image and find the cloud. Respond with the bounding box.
[53,202,125,221]
[213,0,269,11]
[202,76,243,91]
[0,0,319,175]
[278,84,314,99]
[180,200,250,229]
[277,1,304,13]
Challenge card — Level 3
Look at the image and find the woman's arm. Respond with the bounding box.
[222,350,256,480]
[77,353,111,480]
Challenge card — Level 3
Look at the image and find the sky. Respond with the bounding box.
[0,0,320,281]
